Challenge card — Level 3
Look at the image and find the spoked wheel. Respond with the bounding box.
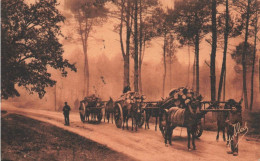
[114,103,123,128]
[159,109,167,138]
[79,112,85,122]
[195,123,203,138]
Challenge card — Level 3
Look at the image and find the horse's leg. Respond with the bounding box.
[192,131,196,150]
[155,115,158,131]
[147,115,150,129]
[169,127,174,146]
[223,126,226,141]
[187,129,191,150]
[107,112,110,123]
[165,126,168,146]
[111,112,114,124]
[132,116,134,131]
[216,124,220,141]
[122,115,125,130]
[102,110,104,122]
[136,115,138,131]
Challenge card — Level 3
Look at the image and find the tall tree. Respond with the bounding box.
[1,0,76,99]
[137,0,159,94]
[250,0,259,110]
[210,0,217,101]
[65,0,107,96]
[242,0,251,109]
[217,0,229,101]
[173,0,211,95]
[112,0,133,91]
[133,0,139,92]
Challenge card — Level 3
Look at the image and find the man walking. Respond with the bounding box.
[63,102,71,125]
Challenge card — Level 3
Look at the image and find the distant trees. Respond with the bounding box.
[250,0,259,110]
[1,0,76,99]
[231,0,259,109]
[65,0,108,96]
[172,0,211,95]
[113,0,158,93]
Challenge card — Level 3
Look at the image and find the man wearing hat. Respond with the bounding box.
[63,102,71,125]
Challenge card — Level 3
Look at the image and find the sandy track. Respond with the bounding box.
[2,102,260,161]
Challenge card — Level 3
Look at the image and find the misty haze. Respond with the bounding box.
[1,0,260,161]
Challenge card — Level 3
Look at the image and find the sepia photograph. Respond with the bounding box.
[1,0,260,160]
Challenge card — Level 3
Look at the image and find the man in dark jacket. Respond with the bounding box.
[226,105,243,156]
[63,102,71,125]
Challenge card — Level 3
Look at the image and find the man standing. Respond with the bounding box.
[63,102,71,125]
[226,104,242,156]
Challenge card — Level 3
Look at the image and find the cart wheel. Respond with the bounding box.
[80,112,85,122]
[196,123,203,138]
[159,109,167,138]
[114,103,123,128]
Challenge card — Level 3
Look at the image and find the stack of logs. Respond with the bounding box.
[118,91,144,103]
[160,87,202,109]
[84,94,102,107]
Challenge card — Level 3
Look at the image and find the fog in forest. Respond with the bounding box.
[7,0,260,111]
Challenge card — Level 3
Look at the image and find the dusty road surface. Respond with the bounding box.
[1,102,260,161]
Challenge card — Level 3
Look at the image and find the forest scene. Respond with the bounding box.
[1,0,260,160]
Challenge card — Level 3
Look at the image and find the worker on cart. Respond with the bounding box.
[63,102,71,126]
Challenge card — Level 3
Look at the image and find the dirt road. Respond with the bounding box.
[2,102,260,161]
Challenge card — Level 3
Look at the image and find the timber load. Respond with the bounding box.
[159,87,202,109]
[84,94,103,107]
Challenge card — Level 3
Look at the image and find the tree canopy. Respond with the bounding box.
[1,0,76,99]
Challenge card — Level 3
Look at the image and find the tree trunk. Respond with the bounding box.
[139,0,143,94]
[242,0,251,109]
[217,0,229,101]
[85,40,90,96]
[162,32,167,98]
[187,44,191,86]
[192,51,196,91]
[195,32,200,95]
[120,0,130,89]
[250,1,257,111]
[125,0,131,88]
[210,0,217,101]
[134,0,139,92]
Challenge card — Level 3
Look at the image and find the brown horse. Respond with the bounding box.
[164,101,201,150]
[144,103,160,131]
[104,97,114,123]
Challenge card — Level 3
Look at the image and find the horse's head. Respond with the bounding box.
[225,99,242,112]
[187,100,202,121]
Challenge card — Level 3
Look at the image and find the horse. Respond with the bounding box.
[121,94,144,131]
[104,97,114,123]
[164,100,202,150]
[121,101,140,131]
[144,103,160,131]
[216,102,228,142]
